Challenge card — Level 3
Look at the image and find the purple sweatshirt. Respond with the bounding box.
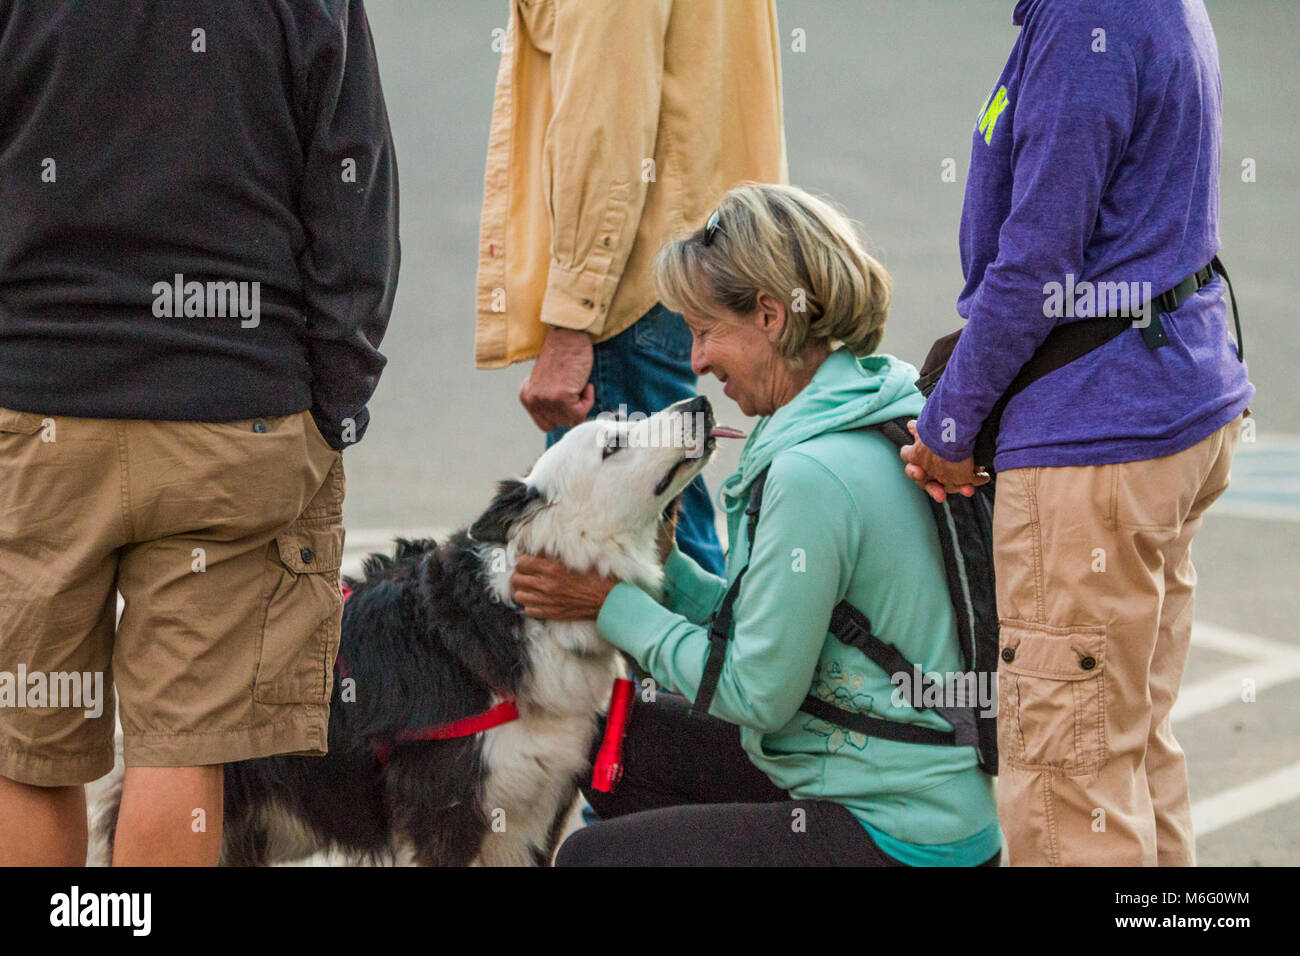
[916,0,1253,471]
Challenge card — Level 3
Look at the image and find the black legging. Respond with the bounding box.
[555,690,1001,867]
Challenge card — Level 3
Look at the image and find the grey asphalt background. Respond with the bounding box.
[345,0,1299,865]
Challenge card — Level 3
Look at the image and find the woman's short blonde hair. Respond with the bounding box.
[653,183,891,363]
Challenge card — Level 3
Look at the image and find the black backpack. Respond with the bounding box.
[691,415,1000,775]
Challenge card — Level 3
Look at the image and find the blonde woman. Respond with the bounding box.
[511,184,1001,866]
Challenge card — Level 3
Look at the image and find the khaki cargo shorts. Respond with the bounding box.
[0,407,345,786]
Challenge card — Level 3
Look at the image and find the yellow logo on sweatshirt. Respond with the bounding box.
[977,85,1010,145]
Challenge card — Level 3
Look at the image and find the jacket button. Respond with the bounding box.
[1001,647,1015,663]
[252,419,267,433]
[300,547,314,565]
[1080,656,1097,670]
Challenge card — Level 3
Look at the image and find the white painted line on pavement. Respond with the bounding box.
[344,527,445,552]
[1214,432,1300,524]
[1174,659,1300,723]
[1191,620,1300,660]
[1176,621,1300,839]
[1192,760,1300,837]
[342,527,447,577]
[1174,621,1300,723]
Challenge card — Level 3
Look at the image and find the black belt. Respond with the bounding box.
[1058,260,1221,353]
[1155,263,1216,316]
[969,257,1244,471]
[1134,262,1217,350]
[999,257,1242,417]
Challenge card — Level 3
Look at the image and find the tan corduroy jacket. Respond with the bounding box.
[474,0,788,368]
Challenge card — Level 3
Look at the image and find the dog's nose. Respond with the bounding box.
[681,395,711,417]
[679,395,714,441]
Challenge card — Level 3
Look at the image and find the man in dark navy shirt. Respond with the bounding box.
[0,0,398,865]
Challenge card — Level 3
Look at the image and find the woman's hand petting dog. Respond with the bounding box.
[898,420,989,503]
[511,554,620,621]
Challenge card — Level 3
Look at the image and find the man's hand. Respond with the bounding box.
[519,326,595,432]
[898,420,989,503]
[511,554,619,621]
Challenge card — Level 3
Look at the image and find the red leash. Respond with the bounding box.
[591,678,635,793]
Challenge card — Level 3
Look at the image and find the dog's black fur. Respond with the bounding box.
[95,477,598,866]
[95,403,713,867]
[222,529,543,865]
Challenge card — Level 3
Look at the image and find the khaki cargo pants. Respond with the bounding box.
[0,408,345,786]
[992,413,1244,865]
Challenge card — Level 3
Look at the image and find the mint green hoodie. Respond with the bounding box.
[597,349,1001,865]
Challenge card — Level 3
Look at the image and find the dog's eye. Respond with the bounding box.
[602,438,623,460]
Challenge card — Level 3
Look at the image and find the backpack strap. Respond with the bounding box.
[801,601,959,746]
[799,694,957,746]
[875,416,913,448]
[691,467,769,716]
[690,439,977,752]
[824,602,920,702]
[806,601,979,749]
[1211,256,1244,361]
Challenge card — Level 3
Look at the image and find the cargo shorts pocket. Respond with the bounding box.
[255,517,345,705]
[0,407,47,436]
[997,620,1108,774]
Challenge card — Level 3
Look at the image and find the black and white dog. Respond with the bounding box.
[98,396,726,866]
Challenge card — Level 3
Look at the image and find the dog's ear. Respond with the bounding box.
[470,479,543,544]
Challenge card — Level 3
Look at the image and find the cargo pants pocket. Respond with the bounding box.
[255,515,344,705]
[998,619,1109,774]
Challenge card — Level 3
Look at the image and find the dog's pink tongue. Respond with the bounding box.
[709,425,747,440]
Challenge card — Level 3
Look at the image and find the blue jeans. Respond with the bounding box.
[545,304,725,576]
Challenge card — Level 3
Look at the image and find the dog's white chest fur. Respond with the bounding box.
[475,622,620,865]
[472,545,656,866]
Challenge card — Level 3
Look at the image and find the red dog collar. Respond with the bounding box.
[340,582,633,781]
[372,700,520,767]
[340,581,521,766]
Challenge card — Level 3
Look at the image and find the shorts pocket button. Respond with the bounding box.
[1080,655,1097,670]
[253,419,268,433]
[300,547,315,564]
[1001,647,1015,663]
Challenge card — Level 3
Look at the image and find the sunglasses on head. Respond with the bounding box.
[703,208,724,246]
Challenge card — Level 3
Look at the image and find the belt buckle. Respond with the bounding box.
[1138,292,1172,350]
[1140,315,1169,350]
